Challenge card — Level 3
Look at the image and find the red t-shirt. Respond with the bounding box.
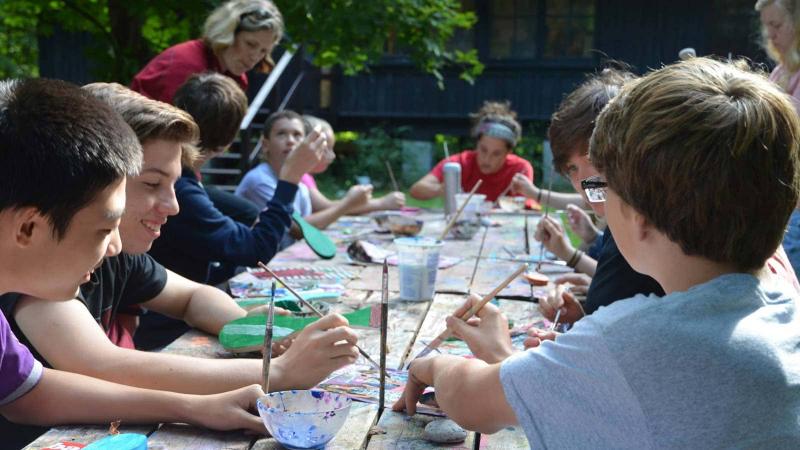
[130,39,248,104]
[429,150,534,201]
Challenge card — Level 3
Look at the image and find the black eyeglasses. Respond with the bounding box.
[580,176,608,203]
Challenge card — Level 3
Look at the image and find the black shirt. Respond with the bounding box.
[585,228,665,314]
[0,253,167,447]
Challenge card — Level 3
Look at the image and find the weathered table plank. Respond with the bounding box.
[23,425,155,449]
[367,411,476,450]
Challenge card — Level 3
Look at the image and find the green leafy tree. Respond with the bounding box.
[0,0,482,86]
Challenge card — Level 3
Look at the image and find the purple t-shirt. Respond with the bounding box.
[0,312,42,405]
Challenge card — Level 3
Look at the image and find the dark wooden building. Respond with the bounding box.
[279,0,766,138]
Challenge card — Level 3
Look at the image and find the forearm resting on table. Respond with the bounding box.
[1,368,197,426]
[181,285,247,335]
[432,356,517,434]
[304,202,350,229]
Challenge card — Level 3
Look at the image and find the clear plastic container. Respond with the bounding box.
[394,237,443,301]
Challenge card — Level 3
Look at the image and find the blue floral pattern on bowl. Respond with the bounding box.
[257,390,352,449]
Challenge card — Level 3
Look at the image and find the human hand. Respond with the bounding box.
[378,191,406,210]
[343,184,373,211]
[537,285,584,325]
[510,173,538,199]
[566,204,599,243]
[279,127,327,184]
[534,216,574,260]
[391,355,437,416]
[553,273,592,296]
[523,327,560,349]
[191,384,266,433]
[445,293,514,364]
[273,314,359,389]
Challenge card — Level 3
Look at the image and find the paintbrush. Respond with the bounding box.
[378,259,389,413]
[467,225,490,295]
[549,309,562,332]
[439,179,483,241]
[257,262,382,370]
[443,141,450,159]
[408,263,528,363]
[261,281,276,393]
[385,160,400,192]
[536,177,555,271]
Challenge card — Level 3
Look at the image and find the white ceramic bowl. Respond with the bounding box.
[257,390,351,449]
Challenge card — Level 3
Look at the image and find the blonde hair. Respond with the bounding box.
[755,0,800,80]
[83,82,200,167]
[591,57,800,271]
[303,115,333,134]
[203,0,284,68]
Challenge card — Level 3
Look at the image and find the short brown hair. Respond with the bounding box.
[173,73,248,155]
[548,68,635,174]
[590,57,800,271]
[83,82,199,167]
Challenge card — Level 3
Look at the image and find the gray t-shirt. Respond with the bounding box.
[500,273,800,449]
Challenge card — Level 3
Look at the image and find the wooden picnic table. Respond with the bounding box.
[25,210,559,450]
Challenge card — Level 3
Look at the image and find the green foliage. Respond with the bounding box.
[0,0,482,86]
[276,0,482,87]
[317,126,412,195]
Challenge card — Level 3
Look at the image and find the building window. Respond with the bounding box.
[486,0,595,61]
[489,0,539,59]
[544,0,595,58]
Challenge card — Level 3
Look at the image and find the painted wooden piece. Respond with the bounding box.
[22,425,154,450]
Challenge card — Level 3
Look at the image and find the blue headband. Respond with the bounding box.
[477,121,517,146]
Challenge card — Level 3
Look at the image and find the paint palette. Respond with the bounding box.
[257,390,351,449]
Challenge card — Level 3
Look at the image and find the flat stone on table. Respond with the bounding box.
[423,419,468,444]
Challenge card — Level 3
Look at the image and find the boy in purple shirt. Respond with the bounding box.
[0,78,271,447]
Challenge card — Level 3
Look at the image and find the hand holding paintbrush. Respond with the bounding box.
[257,262,382,370]
[408,263,528,363]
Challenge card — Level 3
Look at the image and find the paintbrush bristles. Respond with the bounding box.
[439,179,483,241]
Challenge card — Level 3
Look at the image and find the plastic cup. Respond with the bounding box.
[394,237,443,301]
[454,193,487,222]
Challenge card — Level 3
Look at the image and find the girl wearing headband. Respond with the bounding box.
[410,101,533,202]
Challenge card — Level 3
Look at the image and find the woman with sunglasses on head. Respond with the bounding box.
[131,0,283,227]
[132,0,282,105]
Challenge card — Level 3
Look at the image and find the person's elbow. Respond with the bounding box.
[409,182,435,200]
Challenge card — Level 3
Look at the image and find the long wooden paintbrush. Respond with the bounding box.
[439,179,483,241]
[409,263,528,363]
[257,262,381,370]
[261,281,276,393]
[378,259,389,414]
[536,177,554,271]
[467,225,490,295]
[385,161,400,192]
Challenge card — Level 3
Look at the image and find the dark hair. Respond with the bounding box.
[0,78,142,239]
[262,109,308,138]
[591,58,800,271]
[173,72,247,153]
[470,101,522,149]
[548,67,635,174]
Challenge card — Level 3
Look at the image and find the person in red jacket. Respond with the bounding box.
[410,101,533,202]
[131,0,283,104]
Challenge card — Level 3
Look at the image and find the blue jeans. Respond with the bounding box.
[782,209,800,274]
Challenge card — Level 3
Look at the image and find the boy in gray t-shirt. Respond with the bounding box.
[394,58,800,448]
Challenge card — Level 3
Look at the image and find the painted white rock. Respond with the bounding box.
[424,418,468,444]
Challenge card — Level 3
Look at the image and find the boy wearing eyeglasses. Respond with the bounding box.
[394,58,800,447]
